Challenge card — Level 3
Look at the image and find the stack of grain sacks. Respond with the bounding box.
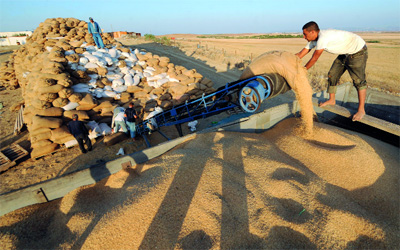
[1,17,215,158]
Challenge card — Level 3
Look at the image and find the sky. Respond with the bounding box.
[0,0,399,35]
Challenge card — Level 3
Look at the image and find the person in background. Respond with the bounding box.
[124,102,138,141]
[88,17,105,49]
[296,21,368,121]
[67,114,92,154]
[112,107,128,134]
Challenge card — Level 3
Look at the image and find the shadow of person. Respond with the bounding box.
[344,235,386,249]
[219,135,265,249]
[265,226,317,249]
[0,200,75,249]
[177,230,213,250]
[138,145,211,249]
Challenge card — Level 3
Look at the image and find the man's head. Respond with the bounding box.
[89,17,94,23]
[129,102,134,108]
[72,114,79,120]
[302,21,319,42]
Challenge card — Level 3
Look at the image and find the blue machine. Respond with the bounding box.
[136,73,290,146]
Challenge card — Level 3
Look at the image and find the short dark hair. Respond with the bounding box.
[303,21,320,32]
[72,114,79,120]
[129,102,134,107]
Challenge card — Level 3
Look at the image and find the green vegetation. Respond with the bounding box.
[12,33,28,37]
[197,34,302,39]
[144,34,172,46]
[0,36,6,38]
[366,40,380,43]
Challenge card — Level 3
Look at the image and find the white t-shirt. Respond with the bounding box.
[305,29,366,55]
[114,112,125,122]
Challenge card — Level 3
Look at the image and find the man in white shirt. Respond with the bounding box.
[296,21,368,121]
[112,107,128,133]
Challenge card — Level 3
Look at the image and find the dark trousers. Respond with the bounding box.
[75,134,92,153]
[327,45,368,93]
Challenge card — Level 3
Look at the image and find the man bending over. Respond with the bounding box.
[296,21,368,121]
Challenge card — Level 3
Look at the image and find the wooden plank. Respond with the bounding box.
[313,98,400,136]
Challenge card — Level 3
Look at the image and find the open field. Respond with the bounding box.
[154,32,400,94]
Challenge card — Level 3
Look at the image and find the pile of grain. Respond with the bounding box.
[0,17,215,158]
[0,118,398,249]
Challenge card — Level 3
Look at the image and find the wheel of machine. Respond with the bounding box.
[239,86,261,112]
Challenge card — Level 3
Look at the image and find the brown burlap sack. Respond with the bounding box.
[159,61,169,67]
[201,77,214,87]
[72,70,89,80]
[52,97,69,107]
[180,78,196,85]
[97,67,108,76]
[65,54,80,63]
[92,101,113,112]
[30,130,52,143]
[31,143,59,159]
[176,74,189,81]
[35,107,64,117]
[75,47,85,54]
[100,105,117,116]
[31,99,52,110]
[160,100,172,109]
[41,61,65,75]
[150,88,164,96]
[118,47,130,53]
[136,53,147,61]
[118,60,127,68]
[37,78,57,87]
[159,93,172,101]
[133,91,148,99]
[58,88,73,99]
[68,93,83,102]
[183,69,196,77]
[70,40,84,47]
[52,134,76,145]
[127,85,143,93]
[86,68,98,75]
[132,65,143,72]
[50,125,72,141]
[169,83,188,96]
[57,77,73,88]
[37,84,64,94]
[48,51,67,63]
[32,115,63,130]
[147,58,159,67]
[31,139,53,149]
[64,110,89,120]
[77,93,97,110]
[100,77,112,86]
[30,127,51,137]
[76,104,95,111]
[38,93,58,102]
[79,93,96,105]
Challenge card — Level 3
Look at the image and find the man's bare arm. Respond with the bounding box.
[304,49,323,69]
[295,48,310,59]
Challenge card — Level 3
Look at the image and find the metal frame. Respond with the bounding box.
[136,75,272,136]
